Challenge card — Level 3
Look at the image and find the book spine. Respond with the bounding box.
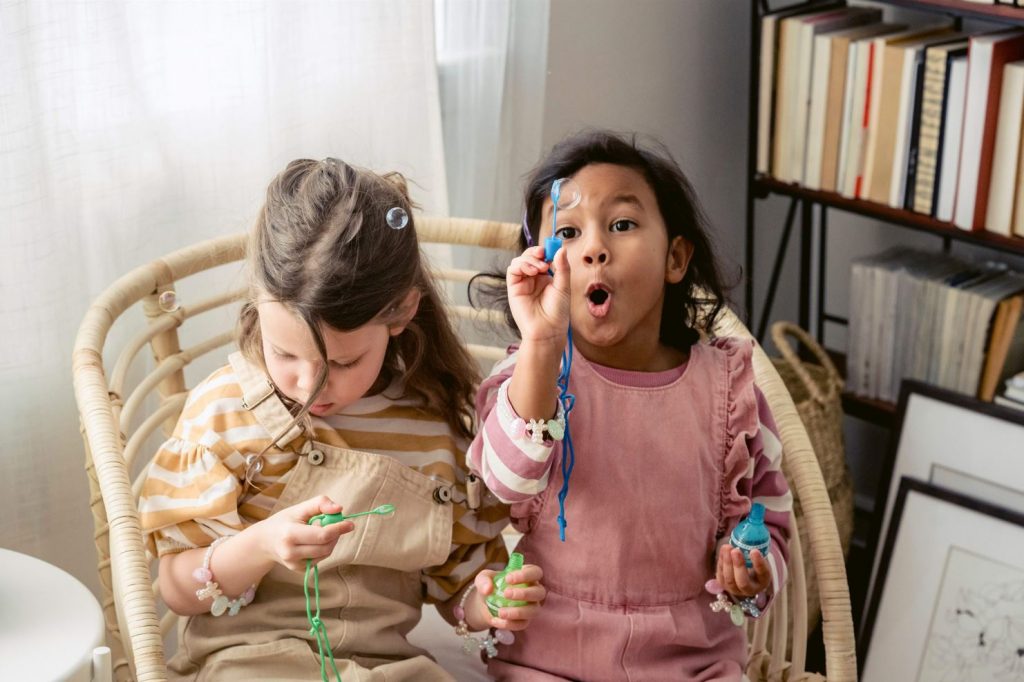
[913,49,948,214]
[904,57,927,210]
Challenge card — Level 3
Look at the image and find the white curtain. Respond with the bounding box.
[434,0,549,222]
[0,0,448,592]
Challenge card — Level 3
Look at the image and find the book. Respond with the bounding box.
[772,7,856,180]
[985,60,1024,236]
[790,8,880,185]
[1016,124,1024,236]
[757,5,842,175]
[838,34,875,197]
[979,293,1024,400]
[867,31,959,205]
[913,40,970,215]
[954,29,1024,231]
[1006,384,1024,403]
[934,53,969,222]
[820,23,905,193]
[957,272,1024,395]
[995,395,1024,411]
[862,27,957,203]
[903,54,929,210]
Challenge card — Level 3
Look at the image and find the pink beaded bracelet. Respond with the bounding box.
[452,583,515,658]
[193,536,256,617]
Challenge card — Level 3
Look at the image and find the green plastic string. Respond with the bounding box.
[304,559,342,682]
[304,504,397,682]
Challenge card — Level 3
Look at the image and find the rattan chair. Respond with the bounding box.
[72,217,857,682]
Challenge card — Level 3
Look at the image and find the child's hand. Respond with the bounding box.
[506,245,571,345]
[468,563,546,631]
[254,495,355,571]
[716,545,772,598]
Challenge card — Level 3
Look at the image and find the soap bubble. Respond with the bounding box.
[551,177,581,210]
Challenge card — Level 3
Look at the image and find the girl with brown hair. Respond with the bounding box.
[138,158,544,681]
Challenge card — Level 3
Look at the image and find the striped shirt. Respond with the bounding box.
[139,362,509,604]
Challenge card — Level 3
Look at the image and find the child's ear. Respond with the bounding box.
[388,289,422,336]
[665,236,693,284]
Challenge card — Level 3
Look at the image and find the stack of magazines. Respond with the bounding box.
[848,248,1024,402]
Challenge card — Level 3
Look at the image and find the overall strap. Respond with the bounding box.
[228,352,307,448]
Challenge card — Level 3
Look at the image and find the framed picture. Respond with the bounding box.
[860,477,1024,681]
[865,381,1024,611]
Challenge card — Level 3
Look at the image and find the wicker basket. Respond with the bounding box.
[770,321,855,635]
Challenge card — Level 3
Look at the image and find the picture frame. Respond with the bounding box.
[865,380,1024,614]
[860,477,1024,681]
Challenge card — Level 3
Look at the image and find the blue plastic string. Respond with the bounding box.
[555,328,575,542]
[550,179,576,542]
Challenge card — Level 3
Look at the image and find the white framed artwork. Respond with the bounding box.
[861,478,1024,681]
[865,380,1024,612]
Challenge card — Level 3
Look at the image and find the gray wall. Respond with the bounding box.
[541,0,752,309]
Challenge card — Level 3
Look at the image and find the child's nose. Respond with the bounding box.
[582,242,609,265]
[295,361,320,394]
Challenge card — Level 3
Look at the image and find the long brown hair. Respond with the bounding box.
[238,158,479,439]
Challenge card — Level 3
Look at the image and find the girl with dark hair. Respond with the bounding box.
[139,158,544,681]
[469,131,792,680]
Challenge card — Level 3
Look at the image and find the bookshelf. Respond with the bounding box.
[744,0,1024,650]
[745,0,1024,417]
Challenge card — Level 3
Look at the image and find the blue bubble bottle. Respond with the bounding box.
[730,502,770,568]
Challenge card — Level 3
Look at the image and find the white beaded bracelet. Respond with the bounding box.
[452,583,515,658]
[192,536,256,617]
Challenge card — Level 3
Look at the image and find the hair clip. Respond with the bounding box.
[521,211,533,247]
[386,206,409,230]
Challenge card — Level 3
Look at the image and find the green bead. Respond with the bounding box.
[547,419,564,440]
[729,604,745,627]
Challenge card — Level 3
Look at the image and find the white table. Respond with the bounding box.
[0,548,110,682]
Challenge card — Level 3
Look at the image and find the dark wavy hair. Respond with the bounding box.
[472,129,733,351]
[239,158,479,440]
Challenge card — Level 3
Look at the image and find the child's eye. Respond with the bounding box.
[554,226,579,240]
[610,219,637,233]
[272,348,294,360]
[331,358,359,370]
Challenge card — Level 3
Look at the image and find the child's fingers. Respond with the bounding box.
[289,520,354,546]
[749,550,772,590]
[507,565,544,584]
[718,547,741,595]
[508,255,551,279]
[474,570,496,596]
[730,549,754,594]
[490,604,541,630]
[291,495,341,521]
[501,584,546,604]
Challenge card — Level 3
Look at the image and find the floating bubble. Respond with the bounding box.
[386,206,409,230]
[551,177,581,210]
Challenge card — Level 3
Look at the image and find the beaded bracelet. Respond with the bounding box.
[452,584,515,658]
[704,578,766,627]
[510,415,566,444]
[193,536,256,617]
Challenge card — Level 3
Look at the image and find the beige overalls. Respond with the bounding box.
[167,354,463,681]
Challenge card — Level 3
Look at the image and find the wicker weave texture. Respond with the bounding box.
[72,216,856,681]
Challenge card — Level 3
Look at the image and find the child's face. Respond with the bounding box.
[540,163,692,363]
[257,300,396,417]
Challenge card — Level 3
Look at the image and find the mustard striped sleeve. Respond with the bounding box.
[421,443,510,607]
[139,367,252,557]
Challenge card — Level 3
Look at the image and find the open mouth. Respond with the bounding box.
[585,283,612,318]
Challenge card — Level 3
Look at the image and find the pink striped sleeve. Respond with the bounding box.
[467,349,560,504]
[737,386,792,600]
